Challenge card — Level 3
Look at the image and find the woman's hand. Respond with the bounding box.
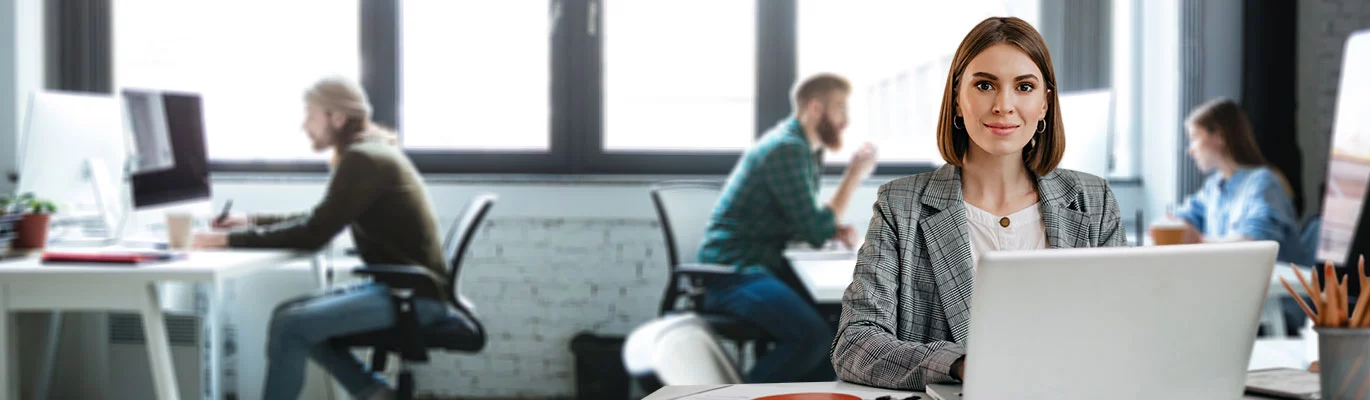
[1182,222,1203,244]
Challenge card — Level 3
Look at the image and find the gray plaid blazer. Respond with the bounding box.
[831,164,1126,390]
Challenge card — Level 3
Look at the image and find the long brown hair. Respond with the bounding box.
[936,17,1065,176]
[1186,98,1293,195]
[1186,98,1268,167]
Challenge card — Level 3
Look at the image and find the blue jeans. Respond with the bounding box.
[262,282,449,400]
[703,273,836,383]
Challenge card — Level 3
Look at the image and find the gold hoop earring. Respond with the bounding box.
[1037,119,1046,134]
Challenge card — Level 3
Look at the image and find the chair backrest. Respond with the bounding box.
[649,181,724,314]
[443,193,496,314]
[622,313,742,391]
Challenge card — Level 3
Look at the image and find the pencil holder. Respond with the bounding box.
[1316,327,1370,399]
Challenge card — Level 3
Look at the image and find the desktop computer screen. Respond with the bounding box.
[1316,29,1370,295]
[123,89,211,209]
[16,91,128,236]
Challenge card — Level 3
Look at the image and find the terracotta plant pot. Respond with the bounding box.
[14,213,51,249]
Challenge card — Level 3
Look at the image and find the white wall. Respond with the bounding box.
[1298,0,1370,218]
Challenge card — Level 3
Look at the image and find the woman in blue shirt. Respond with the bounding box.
[1175,98,1308,264]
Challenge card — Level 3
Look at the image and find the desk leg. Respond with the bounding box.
[312,252,330,289]
[0,284,16,400]
[140,283,181,400]
[200,281,226,400]
[33,311,63,400]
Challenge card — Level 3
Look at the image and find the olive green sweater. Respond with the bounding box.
[227,137,447,284]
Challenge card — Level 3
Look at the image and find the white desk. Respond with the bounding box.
[644,339,1308,400]
[646,382,1291,400]
[0,249,320,400]
[787,253,857,304]
[644,381,918,400]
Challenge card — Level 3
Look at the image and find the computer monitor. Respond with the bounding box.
[122,89,211,210]
[1315,29,1370,297]
[16,91,128,237]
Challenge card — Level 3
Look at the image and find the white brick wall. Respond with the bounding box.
[1298,0,1370,217]
[415,217,669,399]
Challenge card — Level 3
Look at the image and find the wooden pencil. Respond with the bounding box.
[1323,263,1336,327]
[1313,267,1326,326]
[1293,265,1322,318]
[1281,277,1318,321]
[1354,283,1370,328]
[1327,285,1336,327]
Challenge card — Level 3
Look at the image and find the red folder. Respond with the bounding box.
[41,250,180,265]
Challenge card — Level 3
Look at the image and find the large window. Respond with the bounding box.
[114,0,360,162]
[401,1,551,151]
[602,0,755,152]
[106,0,1136,176]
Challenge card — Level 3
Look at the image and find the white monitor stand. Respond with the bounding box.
[44,158,130,247]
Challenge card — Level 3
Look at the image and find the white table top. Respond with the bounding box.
[790,255,1314,305]
[643,381,918,400]
[0,249,311,283]
[646,338,1308,399]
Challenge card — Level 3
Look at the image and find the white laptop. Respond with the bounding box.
[926,241,1278,400]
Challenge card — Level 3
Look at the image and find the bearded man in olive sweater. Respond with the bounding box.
[193,77,445,400]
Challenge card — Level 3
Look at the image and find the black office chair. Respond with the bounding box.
[649,181,773,365]
[332,194,496,400]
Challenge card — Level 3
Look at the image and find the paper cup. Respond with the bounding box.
[165,212,194,249]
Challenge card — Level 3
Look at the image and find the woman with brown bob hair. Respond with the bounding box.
[830,17,1126,390]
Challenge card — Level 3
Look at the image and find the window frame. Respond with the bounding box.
[127,0,1123,178]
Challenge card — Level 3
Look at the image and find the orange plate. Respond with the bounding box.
[754,393,863,400]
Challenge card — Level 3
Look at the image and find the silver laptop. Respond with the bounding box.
[929,242,1278,400]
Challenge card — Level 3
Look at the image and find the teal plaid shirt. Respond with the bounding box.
[698,118,838,275]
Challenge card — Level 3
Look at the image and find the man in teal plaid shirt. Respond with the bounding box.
[698,73,877,383]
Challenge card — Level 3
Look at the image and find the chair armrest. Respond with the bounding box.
[675,263,737,276]
[352,264,445,300]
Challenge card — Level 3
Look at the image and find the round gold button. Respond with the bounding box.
[999,217,1010,228]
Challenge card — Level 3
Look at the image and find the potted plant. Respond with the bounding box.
[10,193,57,249]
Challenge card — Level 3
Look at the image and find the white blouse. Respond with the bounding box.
[964,201,1047,270]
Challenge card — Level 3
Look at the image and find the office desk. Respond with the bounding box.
[0,249,320,400]
[647,338,1310,399]
[644,381,918,400]
[645,377,1293,399]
